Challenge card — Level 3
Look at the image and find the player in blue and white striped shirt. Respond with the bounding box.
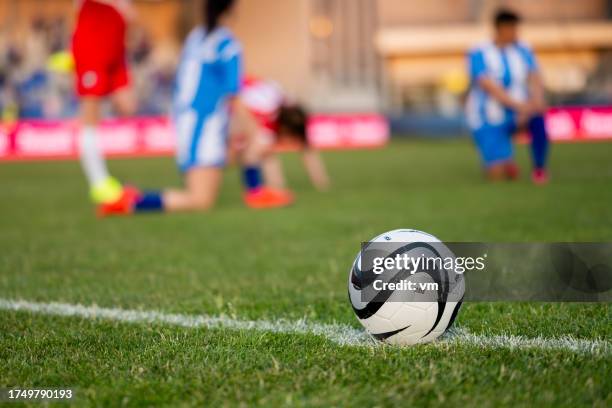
[173,20,241,172]
[466,9,550,183]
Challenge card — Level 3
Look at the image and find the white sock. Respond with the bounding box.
[78,126,110,186]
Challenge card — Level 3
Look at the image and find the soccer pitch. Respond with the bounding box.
[1,139,611,406]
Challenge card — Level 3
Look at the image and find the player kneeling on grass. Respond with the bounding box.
[99,0,293,216]
[465,8,550,184]
[237,77,330,192]
[73,0,137,205]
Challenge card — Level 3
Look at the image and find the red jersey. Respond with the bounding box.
[240,76,285,134]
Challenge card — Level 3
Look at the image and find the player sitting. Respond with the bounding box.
[99,0,293,216]
[237,76,330,191]
[465,8,550,184]
[72,0,137,206]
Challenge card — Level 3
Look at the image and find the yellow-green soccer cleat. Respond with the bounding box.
[90,176,123,204]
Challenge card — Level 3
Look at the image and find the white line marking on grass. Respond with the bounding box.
[0,298,609,355]
[0,298,371,347]
[445,328,610,356]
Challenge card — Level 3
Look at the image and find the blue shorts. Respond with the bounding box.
[174,108,230,172]
[471,122,516,167]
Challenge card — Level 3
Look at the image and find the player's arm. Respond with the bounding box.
[525,48,546,113]
[301,149,330,191]
[222,41,271,166]
[469,49,530,114]
[527,72,546,113]
[118,0,136,21]
[261,155,287,190]
[219,37,242,96]
[478,77,531,114]
[231,98,261,142]
[90,0,136,21]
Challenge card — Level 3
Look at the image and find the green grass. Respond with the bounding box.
[0,139,611,407]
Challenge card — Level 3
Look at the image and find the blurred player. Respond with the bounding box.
[465,8,550,183]
[99,0,293,216]
[72,0,137,205]
[237,76,330,191]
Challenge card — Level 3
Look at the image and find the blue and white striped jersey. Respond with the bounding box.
[173,26,242,117]
[173,26,242,171]
[465,41,539,130]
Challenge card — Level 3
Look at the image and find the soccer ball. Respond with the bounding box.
[348,229,465,346]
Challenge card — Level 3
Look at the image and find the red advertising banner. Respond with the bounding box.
[0,114,390,161]
[545,107,612,142]
[1,108,610,162]
[308,114,391,149]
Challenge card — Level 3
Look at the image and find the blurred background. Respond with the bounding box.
[0,0,611,135]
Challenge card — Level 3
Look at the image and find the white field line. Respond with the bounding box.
[0,298,609,355]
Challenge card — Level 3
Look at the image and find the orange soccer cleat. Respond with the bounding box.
[96,186,141,217]
[244,187,294,209]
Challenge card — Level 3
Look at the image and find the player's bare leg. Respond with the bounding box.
[231,100,271,166]
[98,167,225,216]
[263,149,331,192]
[73,0,134,207]
[111,86,137,117]
[301,149,331,191]
[78,97,123,204]
[230,100,294,208]
[262,155,287,190]
[163,167,224,212]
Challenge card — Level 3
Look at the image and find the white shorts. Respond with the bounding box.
[174,108,230,172]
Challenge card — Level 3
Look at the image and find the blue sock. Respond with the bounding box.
[242,166,263,191]
[528,115,549,170]
[134,191,164,212]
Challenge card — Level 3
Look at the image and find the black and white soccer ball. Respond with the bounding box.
[348,229,465,346]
